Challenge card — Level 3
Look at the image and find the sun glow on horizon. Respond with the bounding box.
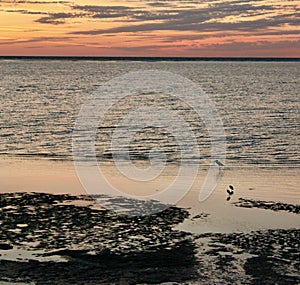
[0,0,299,57]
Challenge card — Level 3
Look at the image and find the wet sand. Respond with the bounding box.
[1,158,299,203]
[0,158,299,284]
[0,192,299,284]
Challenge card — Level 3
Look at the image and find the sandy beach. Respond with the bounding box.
[0,158,299,284]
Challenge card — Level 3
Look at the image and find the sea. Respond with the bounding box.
[1,58,299,168]
[0,58,299,285]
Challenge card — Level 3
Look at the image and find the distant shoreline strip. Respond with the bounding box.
[0,56,299,62]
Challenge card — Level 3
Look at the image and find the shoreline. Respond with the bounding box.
[1,157,299,283]
[1,157,299,203]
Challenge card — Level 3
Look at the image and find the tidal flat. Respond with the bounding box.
[0,192,299,284]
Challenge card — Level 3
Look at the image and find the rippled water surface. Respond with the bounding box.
[0,60,299,166]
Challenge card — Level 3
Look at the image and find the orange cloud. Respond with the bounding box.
[0,0,299,56]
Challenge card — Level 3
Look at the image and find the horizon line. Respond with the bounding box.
[0,56,299,62]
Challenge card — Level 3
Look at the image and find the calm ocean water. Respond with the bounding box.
[0,60,299,167]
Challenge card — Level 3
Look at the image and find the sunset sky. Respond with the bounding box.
[0,0,299,57]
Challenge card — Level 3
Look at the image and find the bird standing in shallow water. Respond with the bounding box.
[226,185,234,201]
